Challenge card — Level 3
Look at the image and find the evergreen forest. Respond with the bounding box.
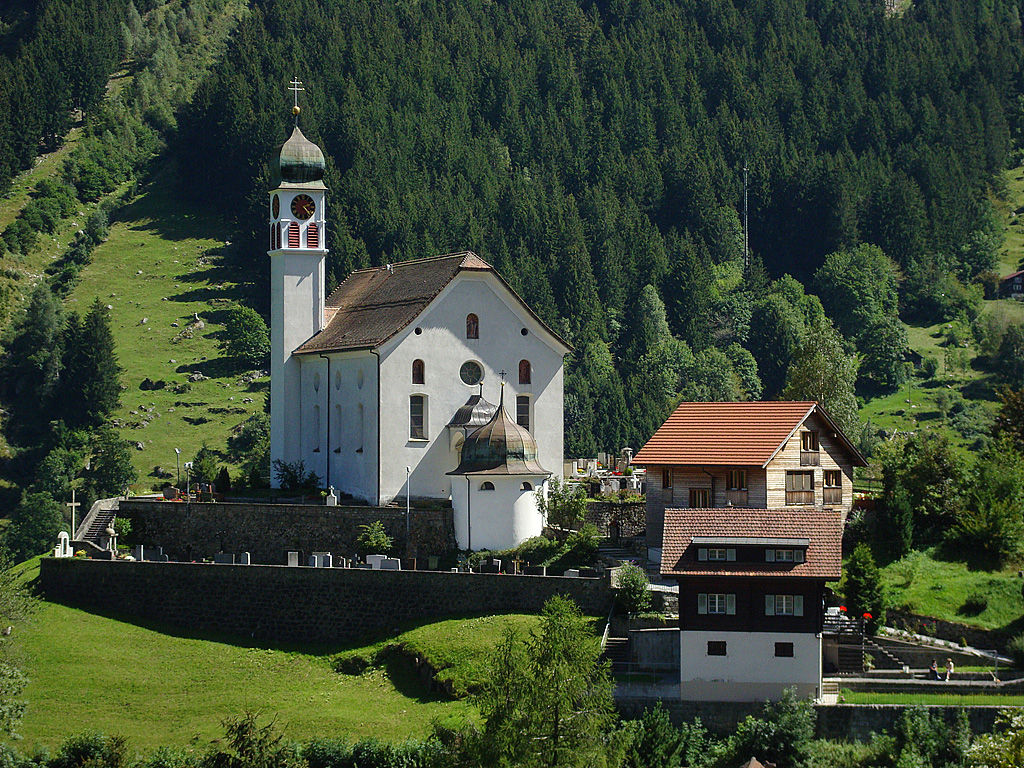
[175,0,1024,455]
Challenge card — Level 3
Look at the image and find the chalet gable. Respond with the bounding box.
[632,401,866,469]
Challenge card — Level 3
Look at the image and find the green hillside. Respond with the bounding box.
[69,165,264,488]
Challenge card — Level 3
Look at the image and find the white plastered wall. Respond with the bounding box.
[296,351,379,503]
[452,475,546,551]
[678,631,822,701]
[374,272,565,504]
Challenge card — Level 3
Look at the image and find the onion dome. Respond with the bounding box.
[449,389,549,476]
[273,125,325,185]
[446,394,498,430]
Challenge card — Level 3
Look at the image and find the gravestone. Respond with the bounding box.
[366,554,387,570]
[381,558,401,570]
[287,551,300,567]
[322,553,333,567]
[524,565,546,576]
[54,532,72,558]
[214,553,234,565]
[479,564,500,574]
[563,569,580,578]
[239,552,251,565]
[132,545,145,561]
[326,487,338,506]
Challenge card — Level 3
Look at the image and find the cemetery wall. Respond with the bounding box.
[615,699,1003,741]
[117,500,455,564]
[39,558,613,644]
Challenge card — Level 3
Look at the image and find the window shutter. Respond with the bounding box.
[698,548,707,561]
[766,549,775,562]
[765,595,775,616]
[726,548,736,561]
[794,595,804,617]
[795,549,805,563]
[698,594,707,614]
[726,594,736,615]
[287,222,300,248]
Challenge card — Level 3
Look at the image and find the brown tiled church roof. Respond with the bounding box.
[632,401,865,468]
[295,251,567,354]
[661,507,842,580]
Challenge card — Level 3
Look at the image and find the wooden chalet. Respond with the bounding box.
[632,401,867,560]
[661,506,842,701]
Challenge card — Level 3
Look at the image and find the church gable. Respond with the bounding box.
[294,251,567,356]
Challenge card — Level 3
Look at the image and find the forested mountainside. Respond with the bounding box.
[178,0,1024,455]
[0,0,129,191]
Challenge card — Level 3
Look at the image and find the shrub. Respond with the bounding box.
[50,732,131,768]
[622,704,706,768]
[616,564,651,614]
[725,688,815,768]
[514,535,559,565]
[221,305,270,368]
[272,459,320,491]
[1007,634,1024,668]
[356,521,393,557]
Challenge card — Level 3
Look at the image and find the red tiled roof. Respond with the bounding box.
[295,251,569,354]
[632,401,865,467]
[661,507,842,580]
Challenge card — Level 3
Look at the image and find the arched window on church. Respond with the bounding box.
[287,222,300,248]
[521,481,533,491]
[466,313,479,339]
[307,222,319,249]
[481,481,495,491]
[412,359,425,385]
[519,359,531,384]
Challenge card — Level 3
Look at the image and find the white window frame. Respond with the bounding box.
[698,548,736,562]
[766,549,804,563]
[698,593,736,615]
[764,594,804,616]
[410,395,427,440]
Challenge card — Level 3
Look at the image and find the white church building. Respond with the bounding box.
[267,112,569,549]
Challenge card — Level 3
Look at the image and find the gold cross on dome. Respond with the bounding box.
[289,77,304,108]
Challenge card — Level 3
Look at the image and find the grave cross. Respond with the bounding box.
[65,489,81,540]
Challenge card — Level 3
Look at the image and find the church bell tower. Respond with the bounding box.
[269,78,328,476]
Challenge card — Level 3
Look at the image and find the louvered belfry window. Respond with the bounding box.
[275,223,282,250]
[307,222,319,248]
[288,222,300,248]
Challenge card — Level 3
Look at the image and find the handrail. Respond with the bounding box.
[601,602,615,651]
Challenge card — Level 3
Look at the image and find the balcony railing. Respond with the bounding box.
[800,450,820,466]
[786,490,814,505]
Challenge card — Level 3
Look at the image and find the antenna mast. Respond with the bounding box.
[743,160,749,274]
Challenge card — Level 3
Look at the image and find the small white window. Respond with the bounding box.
[521,481,533,491]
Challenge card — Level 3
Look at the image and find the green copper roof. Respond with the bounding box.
[273,125,325,185]
[448,390,549,476]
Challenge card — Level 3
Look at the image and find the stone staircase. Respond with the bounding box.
[602,636,630,673]
[76,498,118,547]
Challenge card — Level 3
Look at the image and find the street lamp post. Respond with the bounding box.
[184,462,193,500]
[405,466,411,558]
[175,448,181,490]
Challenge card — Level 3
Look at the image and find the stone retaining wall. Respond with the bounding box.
[887,609,1010,652]
[117,499,456,564]
[39,558,613,644]
[615,699,1007,740]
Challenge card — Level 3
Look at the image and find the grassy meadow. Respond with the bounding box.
[879,549,1024,634]
[11,563,497,751]
[69,164,265,490]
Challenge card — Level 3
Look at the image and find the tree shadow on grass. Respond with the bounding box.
[930,541,1007,573]
[174,356,238,380]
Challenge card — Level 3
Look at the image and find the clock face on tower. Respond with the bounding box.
[291,194,315,220]
[271,194,280,218]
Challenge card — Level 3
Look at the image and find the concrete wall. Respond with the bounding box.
[614,700,1006,741]
[39,558,613,645]
[117,499,456,564]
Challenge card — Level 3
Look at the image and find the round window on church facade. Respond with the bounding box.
[460,361,483,386]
